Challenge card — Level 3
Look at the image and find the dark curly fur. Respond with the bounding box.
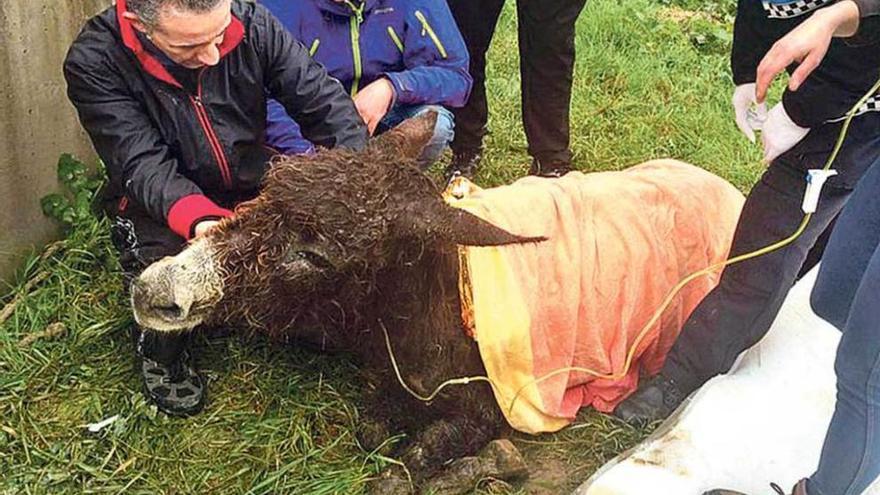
[202,114,536,491]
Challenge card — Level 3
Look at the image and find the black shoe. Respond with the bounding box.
[529,158,572,178]
[444,149,482,182]
[704,479,808,495]
[132,327,206,416]
[613,373,688,425]
[139,352,206,416]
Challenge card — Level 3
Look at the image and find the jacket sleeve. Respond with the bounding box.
[383,1,473,107]
[783,1,880,127]
[849,0,880,45]
[781,63,871,127]
[853,0,880,17]
[63,48,231,239]
[731,0,769,84]
[731,0,792,85]
[257,4,368,151]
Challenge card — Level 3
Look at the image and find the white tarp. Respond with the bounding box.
[574,269,880,495]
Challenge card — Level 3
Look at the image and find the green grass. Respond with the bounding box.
[1,0,758,493]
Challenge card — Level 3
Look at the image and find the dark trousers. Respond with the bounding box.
[447,0,586,165]
[109,203,190,365]
[808,154,880,495]
[663,114,880,392]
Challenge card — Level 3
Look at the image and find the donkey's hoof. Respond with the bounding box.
[368,469,413,495]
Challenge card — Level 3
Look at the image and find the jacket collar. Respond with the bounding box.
[317,0,380,18]
[116,0,245,89]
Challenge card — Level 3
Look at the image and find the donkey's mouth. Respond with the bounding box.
[130,283,207,333]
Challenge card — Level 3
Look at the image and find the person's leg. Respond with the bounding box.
[805,157,880,494]
[615,162,850,423]
[516,0,586,176]
[811,159,880,329]
[662,161,850,391]
[446,0,505,175]
[615,115,880,424]
[378,104,455,169]
[665,117,880,390]
[796,214,836,281]
[807,160,880,494]
[110,204,206,416]
[808,254,880,495]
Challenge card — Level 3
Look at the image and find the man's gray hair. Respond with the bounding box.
[126,0,227,29]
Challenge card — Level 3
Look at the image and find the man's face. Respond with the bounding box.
[129,0,233,69]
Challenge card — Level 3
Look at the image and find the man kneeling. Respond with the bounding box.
[65,0,367,416]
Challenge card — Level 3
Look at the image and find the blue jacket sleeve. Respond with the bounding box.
[257,4,367,151]
[383,1,473,107]
[266,98,314,155]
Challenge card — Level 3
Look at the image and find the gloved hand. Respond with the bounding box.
[761,102,810,164]
[732,83,768,143]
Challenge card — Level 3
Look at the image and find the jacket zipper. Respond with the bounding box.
[189,69,233,189]
[387,26,404,53]
[344,1,365,97]
[309,38,320,57]
[414,10,447,59]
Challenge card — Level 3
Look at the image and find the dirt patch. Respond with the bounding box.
[657,6,709,23]
[517,449,580,495]
[492,410,648,494]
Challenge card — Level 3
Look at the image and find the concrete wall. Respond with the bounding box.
[0,0,110,284]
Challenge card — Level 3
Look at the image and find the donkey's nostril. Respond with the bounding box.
[153,304,184,320]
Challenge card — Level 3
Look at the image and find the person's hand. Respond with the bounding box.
[353,78,395,135]
[732,83,767,143]
[761,103,810,164]
[755,0,861,102]
[193,220,220,238]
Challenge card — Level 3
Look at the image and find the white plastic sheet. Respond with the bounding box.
[575,269,880,494]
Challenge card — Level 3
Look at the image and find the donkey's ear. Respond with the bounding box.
[394,199,546,247]
[369,111,438,162]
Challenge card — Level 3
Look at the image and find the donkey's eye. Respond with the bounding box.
[299,229,318,244]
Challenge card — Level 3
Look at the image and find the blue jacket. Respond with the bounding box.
[262,0,471,149]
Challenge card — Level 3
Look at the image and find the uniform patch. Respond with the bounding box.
[762,0,835,19]
[828,95,880,123]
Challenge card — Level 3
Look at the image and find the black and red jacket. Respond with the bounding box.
[64,0,368,239]
[732,0,880,128]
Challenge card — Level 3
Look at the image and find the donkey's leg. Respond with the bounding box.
[369,398,506,494]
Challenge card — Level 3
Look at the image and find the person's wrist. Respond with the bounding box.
[821,0,860,37]
[380,77,396,111]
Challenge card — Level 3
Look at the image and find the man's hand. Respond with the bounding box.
[733,83,767,143]
[761,103,810,164]
[193,220,220,238]
[756,0,861,102]
[354,78,395,135]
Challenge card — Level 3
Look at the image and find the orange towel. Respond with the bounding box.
[446,160,745,434]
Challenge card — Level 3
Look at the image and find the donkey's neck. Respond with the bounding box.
[361,244,486,396]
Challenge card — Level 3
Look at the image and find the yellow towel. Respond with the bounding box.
[446,160,745,434]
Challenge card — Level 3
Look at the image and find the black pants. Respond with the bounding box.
[447,0,586,165]
[110,202,190,365]
[664,114,880,392]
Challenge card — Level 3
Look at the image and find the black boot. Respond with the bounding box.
[704,479,809,495]
[444,149,482,182]
[131,325,206,416]
[613,373,689,425]
[529,157,572,178]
